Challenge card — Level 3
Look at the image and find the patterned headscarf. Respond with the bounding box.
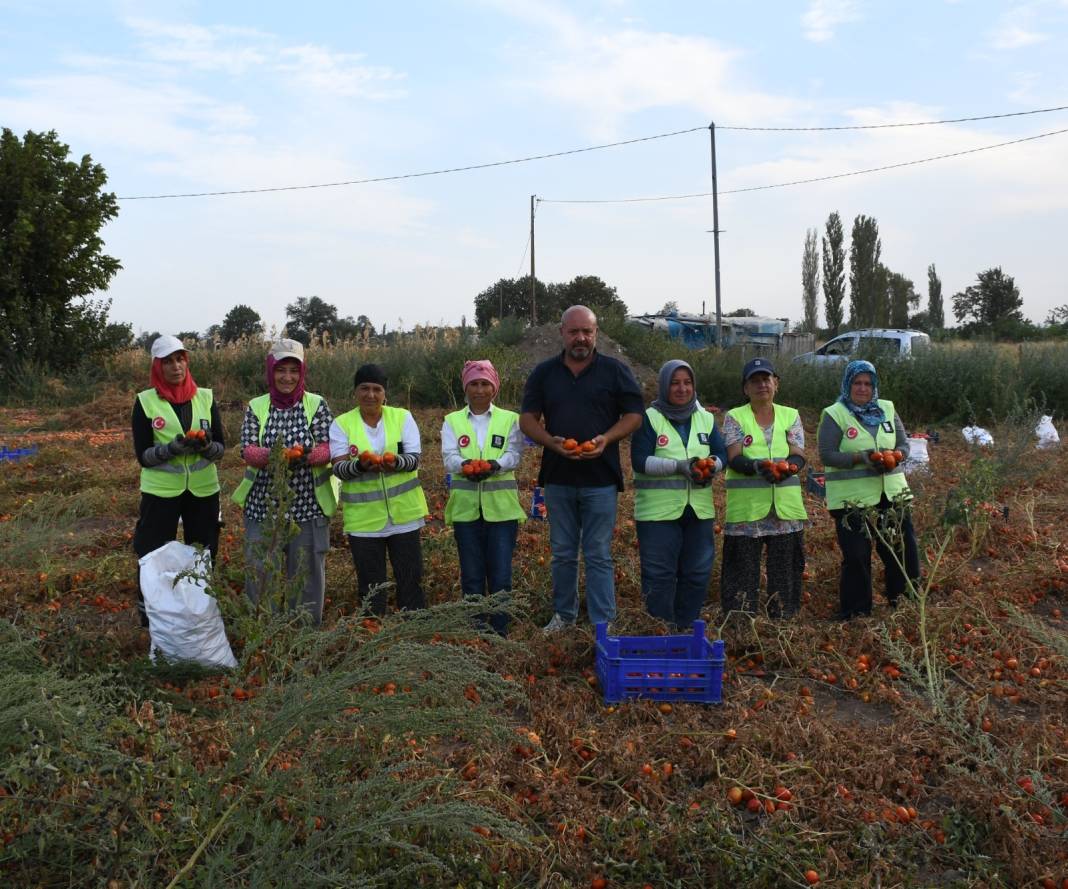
[650,359,699,422]
[838,360,886,425]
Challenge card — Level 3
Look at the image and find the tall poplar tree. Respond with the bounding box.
[821,212,846,334]
[801,227,820,333]
[849,215,882,327]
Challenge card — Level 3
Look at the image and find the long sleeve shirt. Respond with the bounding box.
[629,410,727,475]
[440,404,524,474]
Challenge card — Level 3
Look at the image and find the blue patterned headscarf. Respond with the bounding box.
[838,360,886,425]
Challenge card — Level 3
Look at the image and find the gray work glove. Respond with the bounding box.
[676,457,712,486]
[166,437,196,457]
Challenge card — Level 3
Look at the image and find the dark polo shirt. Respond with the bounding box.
[521,350,643,490]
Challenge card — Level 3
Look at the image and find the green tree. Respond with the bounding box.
[725,308,756,317]
[927,264,944,329]
[176,330,202,347]
[801,227,820,333]
[101,321,134,351]
[473,276,549,331]
[849,215,882,327]
[887,270,917,328]
[821,211,846,334]
[285,296,337,344]
[0,129,122,378]
[135,330,162,351]
[558,275,628,326]
[659,300,679,315]
[952,267,1024,330]
[219,304,263,343]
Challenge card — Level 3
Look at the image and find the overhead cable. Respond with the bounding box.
[115,103,1068,201]
[537,127,1068,204]
[717,103,1068,131]
[116,126,707,200]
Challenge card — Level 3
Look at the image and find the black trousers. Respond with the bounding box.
[133,491,221,624]
[720,531,805,618]
[347,529,425,616]
[833,499,920,617]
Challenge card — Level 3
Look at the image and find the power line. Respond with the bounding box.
[536,127,1068,204]
[515,233,531,276]
[717,103,1068,131]
[116,125,707,200]
[114,103,1068,201]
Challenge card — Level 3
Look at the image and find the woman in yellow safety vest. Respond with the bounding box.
[441,359,526,635]
[721,357,808,618]
[232,339,337,626]
[329,363,429,616]
[131,335,226,626]
[630,360,727,629]
[818,360,919,620]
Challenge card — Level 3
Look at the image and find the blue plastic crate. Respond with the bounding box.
[595,620,725,705]
[0,445,38,463]
[806,470,825,499]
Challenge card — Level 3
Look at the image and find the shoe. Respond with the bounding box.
[542,613,575,634]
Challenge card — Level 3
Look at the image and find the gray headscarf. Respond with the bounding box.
[649,359,699,422]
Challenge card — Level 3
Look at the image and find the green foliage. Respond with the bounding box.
[218,304,264,343]
[801,227,820,334]
[951,267,1024,332]
[473,274,627,331]
[821,211,846,334]
[927,264,944,329]
[284,296,363,346]
[887,270,918,328]
[480,315,527,347]
[848,215,881,328]
[0,129,122,382]
[0,599,530,887]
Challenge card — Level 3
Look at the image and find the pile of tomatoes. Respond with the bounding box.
[461,459,494,477]
[359,450,397,468]
[759,459,799,482]
[691,457,716,481]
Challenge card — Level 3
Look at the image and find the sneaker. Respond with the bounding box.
[542,613,575,634]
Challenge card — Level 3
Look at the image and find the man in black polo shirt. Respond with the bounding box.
[520,305,644,631]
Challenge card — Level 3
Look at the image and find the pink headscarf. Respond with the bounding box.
[461,359,500,398]
[266,354,306,409]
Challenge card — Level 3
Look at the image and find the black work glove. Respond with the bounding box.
[787,454,806,474]
[728,454,757,476]
[166,437,195,457]
[757,461,780,484]
[201,441,224,462]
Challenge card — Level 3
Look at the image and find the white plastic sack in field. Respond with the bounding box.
[1035,415,1060,449]
[904,436,930,473]
[962,426,994,447]
[139,541,237,669]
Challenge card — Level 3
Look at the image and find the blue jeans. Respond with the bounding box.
[545,484,618,624]
[452,518,518,635]
[637,506,715,629]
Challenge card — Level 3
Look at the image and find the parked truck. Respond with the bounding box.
[626,312,814,355]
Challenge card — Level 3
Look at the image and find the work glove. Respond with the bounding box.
[787,454,807,474]
[306,442,332,467]
[242,445,270,469]
[166,437,195,457]
[756,461,781,485]
[728,454,758,476]
[676,457,713,487]
[201,441,224,462]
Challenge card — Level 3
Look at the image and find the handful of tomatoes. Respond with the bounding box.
[758,459,799,483]
[562,438,598,454]
[690,457,716,484]
[282,444,305,463]
[868,448,904,472]
[461,459,495,481]
[359,450,397,471]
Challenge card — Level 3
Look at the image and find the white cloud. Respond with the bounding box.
[801,0,861,43]
[503,17,805,138]
[276,45,406,100]
[990,24,1048,49]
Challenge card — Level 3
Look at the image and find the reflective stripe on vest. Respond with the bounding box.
[335,405,428,533]
[230,392,338,517]
[443,408,526,524]
[137,388,220,498]
[723,403,808,523]
[821,399,911,510]
[633,407,716,521]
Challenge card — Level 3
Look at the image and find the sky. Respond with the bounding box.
[2,0,1067,337]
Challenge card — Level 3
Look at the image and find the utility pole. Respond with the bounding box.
[530,195,537,326]
[709,123,723,347]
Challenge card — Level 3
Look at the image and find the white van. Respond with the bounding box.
[792,328,931,366]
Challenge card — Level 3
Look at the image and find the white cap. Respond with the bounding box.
[150,334,186,359]
[269,338,305,363]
